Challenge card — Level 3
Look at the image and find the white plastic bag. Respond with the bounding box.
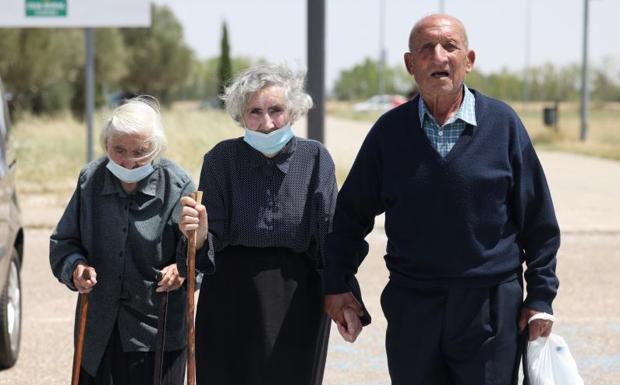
[526,314,585,385]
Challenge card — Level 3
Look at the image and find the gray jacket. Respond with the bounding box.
[50,157,195,376]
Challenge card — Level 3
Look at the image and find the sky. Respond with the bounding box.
[155,0,620,91]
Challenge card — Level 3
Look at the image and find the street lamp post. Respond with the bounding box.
[307,0,325,143]
[580,0,590,141]
[523,0,531,106]
[378,0,386,95]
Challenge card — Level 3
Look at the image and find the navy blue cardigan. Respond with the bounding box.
[324,90,560,318]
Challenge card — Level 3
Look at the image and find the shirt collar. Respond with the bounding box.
[101,158,159,197]
[243,136,296,174]
[418,84,477,127]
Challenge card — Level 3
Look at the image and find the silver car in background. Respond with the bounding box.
[0,77,24,370]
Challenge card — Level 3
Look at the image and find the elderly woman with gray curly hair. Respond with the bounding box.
[179,64,337,385]
[50,96,195,385]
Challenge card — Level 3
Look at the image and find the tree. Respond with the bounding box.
[591,57,620,102]
[71,29,129,119]
[0,28,127,117]
[333,58,411,100]
[120,4,193,104]
[175,55,254,101]
[217,21,232,107]
[0,28,83,115]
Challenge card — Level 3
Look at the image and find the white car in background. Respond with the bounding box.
[353,94,408,112]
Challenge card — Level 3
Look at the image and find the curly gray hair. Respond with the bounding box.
[100,95,167,161]
[221,64,313,126]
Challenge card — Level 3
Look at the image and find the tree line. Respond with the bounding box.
[1,4,619,120]
[333,57,620,103]
[0,5,251,120]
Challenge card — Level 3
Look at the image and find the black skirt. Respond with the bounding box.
[79,323,186,385]
[195,246,330,385]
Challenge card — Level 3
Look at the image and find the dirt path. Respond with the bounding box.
[1,117,619,384]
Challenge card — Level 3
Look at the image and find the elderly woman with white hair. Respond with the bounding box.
[179,64,337,385]
[50,96,195,385]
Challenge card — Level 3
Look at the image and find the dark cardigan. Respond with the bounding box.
[324,89,560,320]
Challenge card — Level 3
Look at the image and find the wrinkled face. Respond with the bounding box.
[242,85,290,133]
[106,132,153,169]
[404,16,475,99]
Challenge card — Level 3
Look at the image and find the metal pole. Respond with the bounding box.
[307,0,325,143]
[439,0,445,13]
[523,0,531,105]
[85,28,95,162]
[378,0,386,95]
[580,0,589,141]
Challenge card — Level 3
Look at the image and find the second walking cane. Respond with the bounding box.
[186,191,202,385]
[71,271,90,385]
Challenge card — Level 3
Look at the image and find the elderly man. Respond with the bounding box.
[324,14,560,385]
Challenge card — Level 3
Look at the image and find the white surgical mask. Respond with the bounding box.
[106,158,155,183]
[243,124,294,155]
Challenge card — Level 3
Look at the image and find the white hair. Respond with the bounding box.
[100,95,167,161]
[221,63,313,125]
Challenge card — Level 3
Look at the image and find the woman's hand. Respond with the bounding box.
[72,263,97,293]
[325,292,364,343]
[156,264,185,292]
[179,195,208,250]
[337,307,363,343]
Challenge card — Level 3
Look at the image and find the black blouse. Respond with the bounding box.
[194,136,338,273]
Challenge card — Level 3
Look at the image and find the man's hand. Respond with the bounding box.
[72,263,97,293]
[155,264,185,292]
[179,195,208,249]
[519,307,554,341]
[325,292,364,343]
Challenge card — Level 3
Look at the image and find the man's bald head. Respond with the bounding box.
[408,14,469,52]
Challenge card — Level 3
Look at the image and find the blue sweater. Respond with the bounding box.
[324,90,560,316]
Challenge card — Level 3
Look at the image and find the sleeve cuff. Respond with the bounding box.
[323,270,372,326]
[177,233,216,277]
[323,270,351,295]
[523,297,554,314]
[61,253,87,291]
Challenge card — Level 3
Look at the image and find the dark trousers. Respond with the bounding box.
[79,324,186,385]
[381,278,522,385]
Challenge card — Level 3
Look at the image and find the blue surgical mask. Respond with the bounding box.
[243,124,294,155]
[106,158,155,183]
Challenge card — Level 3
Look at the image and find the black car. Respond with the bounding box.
[0,77,24,369]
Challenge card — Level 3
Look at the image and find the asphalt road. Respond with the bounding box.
[1,117,619,384]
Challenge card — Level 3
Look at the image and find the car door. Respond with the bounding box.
[0,80,10,275]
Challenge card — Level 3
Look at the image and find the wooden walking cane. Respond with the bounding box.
[71,271,90,385]
[186,191,203,385]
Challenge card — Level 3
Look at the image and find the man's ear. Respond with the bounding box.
[404,52,415,76]
[466,50,476,73]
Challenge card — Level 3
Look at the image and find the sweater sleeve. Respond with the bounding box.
[324,125,385,325]
[310,145,338,269]
[512,137,561,314]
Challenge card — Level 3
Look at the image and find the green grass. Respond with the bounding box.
[11,100,620,196]
[329,100,620,161]
[12,102,240,195]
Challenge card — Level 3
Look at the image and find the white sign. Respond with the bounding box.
[0,0,150,27]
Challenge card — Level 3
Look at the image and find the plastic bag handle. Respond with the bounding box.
[527,312,555,324]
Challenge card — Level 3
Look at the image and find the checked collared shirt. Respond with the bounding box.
[418,85,477,157]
